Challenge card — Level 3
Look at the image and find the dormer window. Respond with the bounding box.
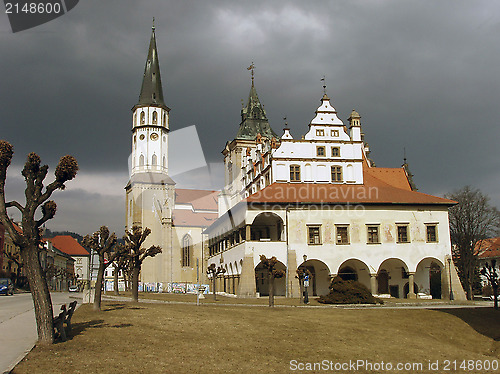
[331,130,339,137]
[316,129,325,136]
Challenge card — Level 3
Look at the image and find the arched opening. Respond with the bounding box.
[377,258,410,298]
[404,282,419,298]
[255,260,286,297]
[250,212,283,241]
[163,156,166,168]
[337,259,372,291]
[338,266,357,281]
[139,154,145,167]
[152,111,158,124]
[181,234,192,267]
[152,154,157,166]
[163,112,167,126]
[140,111,145,124]
[416,258,444,299]
[298,259,331,296]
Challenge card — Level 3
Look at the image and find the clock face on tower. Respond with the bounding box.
[150,133,159,141]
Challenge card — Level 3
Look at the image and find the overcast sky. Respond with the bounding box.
[1,1,499,236]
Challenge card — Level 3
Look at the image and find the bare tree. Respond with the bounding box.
[0,140,78,344]
[123,225,162,302]
[481,260,499,310]
[259,255,285,307]
[113,252,131,295]
[83,226,126,311]
[296,267,312,304]
[446,186,500,300]
[206,263,226,301]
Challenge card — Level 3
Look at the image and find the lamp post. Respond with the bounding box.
[447,257,454,301]
[303,254,309,304]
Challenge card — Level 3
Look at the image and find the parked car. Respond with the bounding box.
[68,285,79,292]
[0,278,14,295]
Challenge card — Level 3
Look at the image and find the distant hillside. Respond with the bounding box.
[43,229,84,243]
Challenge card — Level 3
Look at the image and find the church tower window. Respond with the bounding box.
[182,234,192,267]
[152,154,157,165]
[152,111,158,124]
[139,154,145,166]
[140,111,145,124]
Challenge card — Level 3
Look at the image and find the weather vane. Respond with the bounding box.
[247,62,255,84]
[283,116,288,128]
[321,75,327,95]
[152,17,155,30]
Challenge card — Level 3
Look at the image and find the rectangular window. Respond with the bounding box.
[316,146,325,157]
[426,225,438,242]
[331,166,343,182]
[308,226,321,245]
[331,147,340,157]
[290,165,301,182]
[397,225,409,243]
[331,129,339,137]
[336,226,349,244]
[316,129,325,136]
[367,225,380,243]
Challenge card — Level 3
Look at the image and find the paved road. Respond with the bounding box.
[0,292,81,374]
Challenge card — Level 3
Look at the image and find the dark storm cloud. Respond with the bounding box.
[1,1,499,234]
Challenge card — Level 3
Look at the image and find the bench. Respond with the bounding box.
[53,300,77,341]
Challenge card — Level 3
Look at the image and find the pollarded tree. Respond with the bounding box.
[123,225,162,302]
[296,267,312,304]
[0,140,78,344]
[113,251,131,295]
[481,260,499,310]
[259,255,285,307]
[446,186,500,299]
[206,263,226,301]
[83,226,127,311]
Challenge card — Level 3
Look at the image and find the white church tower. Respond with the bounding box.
[125,23,175,283]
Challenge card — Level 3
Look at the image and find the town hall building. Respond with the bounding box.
[127,25,465,300]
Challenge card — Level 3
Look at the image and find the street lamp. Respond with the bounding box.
[303,254,309,304]
[447,257,454,301]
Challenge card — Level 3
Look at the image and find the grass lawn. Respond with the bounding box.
[12,299,500,374]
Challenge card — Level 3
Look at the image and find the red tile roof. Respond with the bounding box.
[173,209,218,227]
[45,236,89,256]
[175,189,218,211]
[246,168,456,205]
[478,238,500,259]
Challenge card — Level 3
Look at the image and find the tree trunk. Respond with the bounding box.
[113,267,119,295]
[131,266,140,302]
[212,277,217,301]
[22,243,55,344]
[493,286,498,310]
[269,273,274,307]
[299,279,304,304]
[94,262,105,311]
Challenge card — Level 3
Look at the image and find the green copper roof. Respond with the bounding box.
[236,82,278,140]
[137,26,167,109]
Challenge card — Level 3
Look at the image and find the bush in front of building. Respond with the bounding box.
[317,276,382,305]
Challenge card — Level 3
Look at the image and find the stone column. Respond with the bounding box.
[237,255,256,298]
[408,273,416,299]
[370,274,377,295]
[246,225,251,241]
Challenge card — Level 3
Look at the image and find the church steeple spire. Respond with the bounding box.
[136,21,167,109]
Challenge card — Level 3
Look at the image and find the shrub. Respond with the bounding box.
[317,276,382,305]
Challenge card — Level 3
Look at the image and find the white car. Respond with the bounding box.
[68,285,79,292]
